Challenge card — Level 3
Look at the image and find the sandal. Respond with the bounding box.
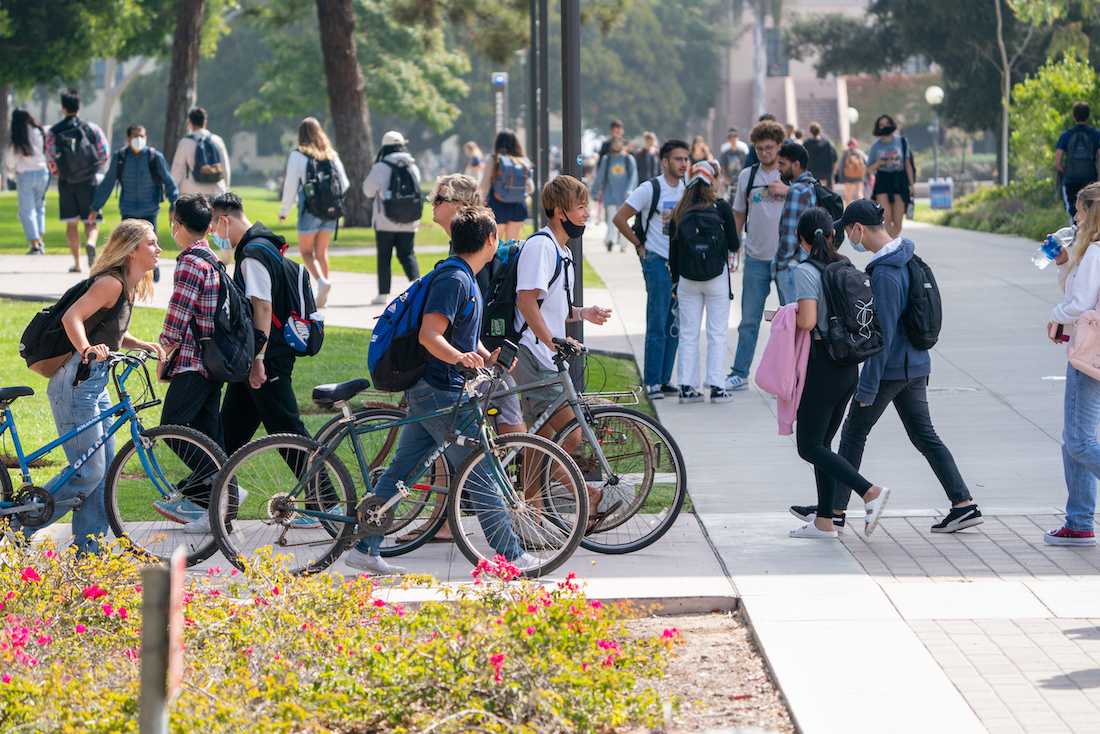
[68,265,81,273]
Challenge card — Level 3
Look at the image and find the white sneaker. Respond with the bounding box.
[316,277,332,309]
[345,548,406,575]
[181,489,248,534]
[512,552,542,573]
[724,375,749,391]
[371,294,389,305]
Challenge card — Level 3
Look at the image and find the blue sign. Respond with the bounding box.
[492,73,507,86]
[930,179,954,210]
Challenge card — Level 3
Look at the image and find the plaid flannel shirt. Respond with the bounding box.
[773,172,817,275]
[159,241,220,379]
[44,117,108,178]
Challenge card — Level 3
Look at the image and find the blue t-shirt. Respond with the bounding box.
[421,257,482,391]
[1057,124,1100,183]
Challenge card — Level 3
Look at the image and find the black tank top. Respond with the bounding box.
[82,274,133,351]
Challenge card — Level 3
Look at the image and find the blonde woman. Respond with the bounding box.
[23,219,165,554]
[1046,183,1100,546]
[463,141,485,179]
[279,117,350,308]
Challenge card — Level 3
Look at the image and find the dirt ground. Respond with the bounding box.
[627,610,796,734]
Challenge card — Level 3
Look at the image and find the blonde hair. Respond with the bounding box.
[92,219,155,303]
[464,141,483,159]
[297,117,336,161]
[429,173,482,208]
[1063,183,1100,287]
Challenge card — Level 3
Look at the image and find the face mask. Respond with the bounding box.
[876,125,897,136]
[209,218,231,250]
[561,212,586,239]
[129,136,146,153]
[846,225,867,253]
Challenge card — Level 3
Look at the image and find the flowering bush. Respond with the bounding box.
[0,543,681,733]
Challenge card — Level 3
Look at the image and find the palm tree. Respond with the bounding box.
[734,0,785,119]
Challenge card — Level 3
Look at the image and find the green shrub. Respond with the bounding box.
[1010,55,1100,177]
[917,177,1068,241]
[0,542,680,733]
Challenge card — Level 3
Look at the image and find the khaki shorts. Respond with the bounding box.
[489,372,523,427]
[513,344,564,426]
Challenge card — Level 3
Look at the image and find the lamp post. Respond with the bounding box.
[925,85,944,179]
[846,106,859,127]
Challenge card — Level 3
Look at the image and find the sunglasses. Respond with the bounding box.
[432,196,457,206]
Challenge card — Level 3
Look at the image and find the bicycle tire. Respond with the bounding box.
[210,433,357,575]
[552,406,687,554]
[103,424,228,566]
[313,407,450,557]
[448,433,588,578]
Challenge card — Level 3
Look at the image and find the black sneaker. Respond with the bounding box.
[646,385,664,400]
[710,386,734,403]
[678,385,705,404]
[790,505,846,529]
[659,384,678,396]
[930,505,984,534]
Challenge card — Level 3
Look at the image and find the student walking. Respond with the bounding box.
[787,207,890,539]
[865,115,915,238]
[170,107,230,197]
[689,136,715,165]
[1055,102,1100,222]
[1045,182,1100,546]
[668,161,740,404]
[590,135,638,252]
[362,130,422,305]
[838,138,868,206]
[45,88,109,273]
[15,220,164,553]
[463,141,485,179]
[718,127,749,202]
[803,122,838,188]
[635,132,662,182]
[6,109,49,255]
[773,142,818,281]
[612,139,691,400]
[480,129,534,242]
[278,117,349,309]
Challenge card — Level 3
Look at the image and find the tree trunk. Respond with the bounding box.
[994,0,1010,186]
[316,0,374,228]
[101,58,150,150]
[752,7,767,120]
[0,84,10,191]
[163,0,205,159]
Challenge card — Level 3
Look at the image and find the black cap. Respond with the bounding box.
[834,199,885,234]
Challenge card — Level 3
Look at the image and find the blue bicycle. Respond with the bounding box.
[0,351,227,565]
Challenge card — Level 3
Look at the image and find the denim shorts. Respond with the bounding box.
[297,190,338,234]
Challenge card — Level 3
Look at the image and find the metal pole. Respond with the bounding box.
[139,567,171,734]
[932,110,940,180]
[538,0,550,201]
[562,0,583,390]
[528,0,541,230]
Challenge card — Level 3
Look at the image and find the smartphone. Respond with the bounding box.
[763,309,777,322]
[497,339,518,369]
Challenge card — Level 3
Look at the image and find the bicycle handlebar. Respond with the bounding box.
[551,337,587,358]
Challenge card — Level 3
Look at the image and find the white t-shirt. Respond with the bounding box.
[624,175,685,259]
[241,258,273,302]
[514,228,574,370]
[733,164,785,261]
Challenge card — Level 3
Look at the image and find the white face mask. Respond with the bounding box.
[129,136,147,153]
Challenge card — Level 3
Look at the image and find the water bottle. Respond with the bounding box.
[1032,227,1075,269]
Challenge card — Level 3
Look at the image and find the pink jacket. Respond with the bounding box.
[754,303,811,435]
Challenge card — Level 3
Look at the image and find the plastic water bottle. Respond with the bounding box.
[1032,227,1075,269]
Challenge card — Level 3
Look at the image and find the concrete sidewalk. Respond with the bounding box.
[586,217,1096,734]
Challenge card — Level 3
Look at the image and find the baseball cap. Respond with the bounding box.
[685,161,718,189]
[381,130,407,147]
[834,199,885,233]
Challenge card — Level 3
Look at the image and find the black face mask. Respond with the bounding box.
[561,212,586,239]
[875,124,897,136]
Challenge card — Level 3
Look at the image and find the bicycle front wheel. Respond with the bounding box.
[448,433,588,578]
[104,425,227,566]
[210,434,357,575]
[552,406,687,554]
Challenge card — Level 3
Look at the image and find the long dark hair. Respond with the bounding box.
[491,128,528,181]
[798,207,844,267]
[9,109,43,157]
[376,143,406,163]
[671,179,718,230]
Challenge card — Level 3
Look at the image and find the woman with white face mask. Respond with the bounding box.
[89,124,180,281]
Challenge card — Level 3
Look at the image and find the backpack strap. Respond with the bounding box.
[744,163,760,230]
[639,177,661,245]
[183,247,226,346]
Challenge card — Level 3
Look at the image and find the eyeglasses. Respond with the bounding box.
[754,144,778,154]
[432,196,457,206]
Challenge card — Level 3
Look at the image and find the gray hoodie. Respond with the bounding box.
[362,151,421,232]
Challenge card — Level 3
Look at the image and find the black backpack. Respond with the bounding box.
[240,239,324,357]
[1065,127,1099,181]
[676,207,727,282]
[631,178,661,247]
[184,248,255,383]
[811,260,884,366]
[383,159,423,224]
[19,277,126,377]
[812,182,845,221]
[51,119,100,182]
[115,147,164,202]
[191,133,224,183]
[481,232,566,350]
[304,157,346,221]
[868,253,942,351]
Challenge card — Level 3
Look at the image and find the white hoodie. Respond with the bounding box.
[361,151,421,232]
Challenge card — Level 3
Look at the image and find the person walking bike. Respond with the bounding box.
[278,117,349,309]
[6,109,50,255]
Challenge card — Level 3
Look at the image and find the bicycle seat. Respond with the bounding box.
[0,386,34,403]
[312,378,372,408]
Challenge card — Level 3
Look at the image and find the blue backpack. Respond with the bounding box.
[368,258,478,392]
[191,133,225,183]
[492,155,531,203]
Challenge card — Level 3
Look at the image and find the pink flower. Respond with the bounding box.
[36,635,51,645]
[589,600,602,609]
[662,628,679,639]
[102,604,113,617]
[1,673,10,683]
[123,649,137,660]
[393,604,406,617]
[373,599,386,608]
[81,585,107,600]
[117,607,128,620]
[20,567,41,583]
[272,586,280,596]
[525,627,535,635]
[527,604,538,613]
[44,550,55,559]
[75,624,86,634]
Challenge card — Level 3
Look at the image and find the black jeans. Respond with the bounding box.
[160,370,224,506]
[375,230,419,295]
[796,342,873,519]
[221,355,309,455]
[835,375,972,511]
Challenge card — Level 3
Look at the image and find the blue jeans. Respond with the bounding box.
[356,380,523,559]
[19,354,115,554]
[16,169,49,242]
[730,256,797,379]
[640,253,678,386]
[1062,363,1100,532]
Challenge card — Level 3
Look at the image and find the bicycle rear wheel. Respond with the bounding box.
[103,425,227,566]
[210,433,357,575]
[448,433,588,578]
[313,407,450,557]
[552,406,687,554]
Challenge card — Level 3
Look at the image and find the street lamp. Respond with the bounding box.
[925,85,944,179]
[846,107,859,126]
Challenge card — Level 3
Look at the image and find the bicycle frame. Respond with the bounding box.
[0,354,168,518]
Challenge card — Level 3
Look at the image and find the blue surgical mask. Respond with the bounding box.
[209,219,231,250]
[846,226,867,253]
